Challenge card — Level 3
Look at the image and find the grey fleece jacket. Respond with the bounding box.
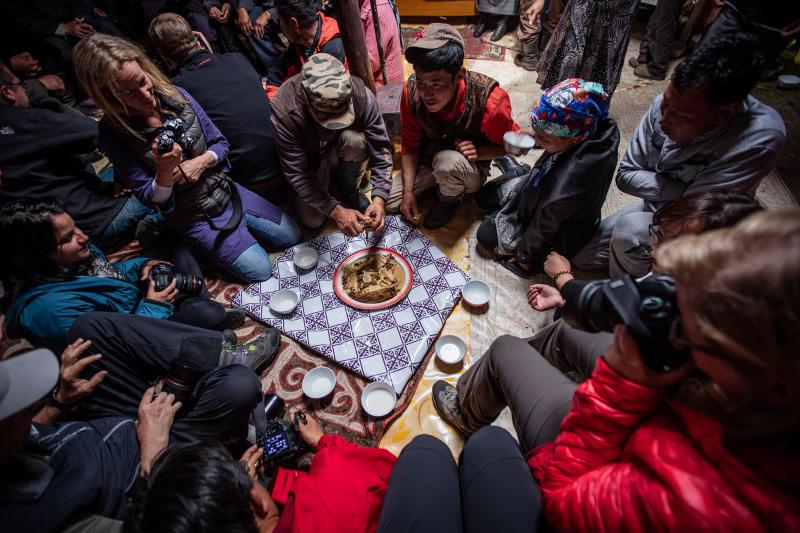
[617,93,785,211]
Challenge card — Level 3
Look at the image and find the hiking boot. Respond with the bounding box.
[633,64,666,81]
[628,56,643,68]
[218,327,281,374]
[223,307,247,330]
[423,193,461,230]
[514,40,540,71]
[432,380,470,436]
[222,329,238,347]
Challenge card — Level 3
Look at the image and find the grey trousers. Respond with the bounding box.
[637,0,683,76]
[570,200,654,278]
[295,130,369,229]
[456,320,613,450]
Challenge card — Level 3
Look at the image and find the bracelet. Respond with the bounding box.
[48,390,75,411]
[552,270,573,284]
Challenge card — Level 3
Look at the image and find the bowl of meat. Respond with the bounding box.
[333,248,414,310]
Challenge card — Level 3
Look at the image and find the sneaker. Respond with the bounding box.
[219,327,281,374]
[432,380,470,436]
[223,307,247,330]
[633,64,666,81]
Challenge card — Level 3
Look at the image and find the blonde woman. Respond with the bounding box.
[430,209,800,531]
[73,34,300,283]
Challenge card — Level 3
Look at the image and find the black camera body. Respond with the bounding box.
[154,117,196,155]
[160,357,210,406]
[149,262,204,296]
[560,273,688,372]
[257,395,303,465]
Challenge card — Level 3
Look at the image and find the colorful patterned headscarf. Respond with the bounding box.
[531,78,609,139]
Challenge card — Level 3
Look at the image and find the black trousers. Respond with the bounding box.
[68,312,262,443]
[637,0,682,76]
[140,229,213,300]
[378,427,541,533]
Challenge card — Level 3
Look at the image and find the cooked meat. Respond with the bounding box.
[342,253,405,303]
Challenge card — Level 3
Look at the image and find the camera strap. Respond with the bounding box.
[205,178,244,233]
[253,396,268,436]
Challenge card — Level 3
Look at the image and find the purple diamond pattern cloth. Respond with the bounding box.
[232,215,469,395]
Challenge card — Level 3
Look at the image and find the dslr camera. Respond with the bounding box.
[155,117,196,155]
[149,262,204,296]
[560,273,688,372]
[159,357,210,406]
[257,395,303,466]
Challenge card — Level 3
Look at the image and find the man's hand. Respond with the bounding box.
[113,183,132,198]
[10,52,41,76]
[239,444,264,480]
[92,7,107,17]
[604,325,692,388]
[140,260,171,283]
[527,284,564,311]
[146,279,179,304]
[56,338,108,405]
[400,194,420,225]
[254,9,271,38]
[209,5,223,20]
[37,74,65,91]
[137,387,181,476]
[454,138,478,162]
[522,0,545,27]
[331,205,367,237]
[363,197,386,232]
[543,251,571,279]
[237,8,253,35]
[63,19,95,39]
[175,152,215,184]
[782,17,800,38]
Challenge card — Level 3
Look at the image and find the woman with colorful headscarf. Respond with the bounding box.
[476,78,620,277]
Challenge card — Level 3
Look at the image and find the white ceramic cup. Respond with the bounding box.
[302,367,336,399]
[503,131,535,156]
[462,280,491,307]
[361,381,396,417]
[269,289,299,315]
[435,335,467,365]
[293,248,319,270]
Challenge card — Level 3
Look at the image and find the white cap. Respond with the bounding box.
[0,349,59,422]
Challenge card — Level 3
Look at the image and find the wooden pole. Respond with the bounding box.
[369,0,389,85]
[333,0,377,94]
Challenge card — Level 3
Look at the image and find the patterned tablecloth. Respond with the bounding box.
[232,215,470,395]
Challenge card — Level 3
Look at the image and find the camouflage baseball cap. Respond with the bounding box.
[301,53,355,131]
[405,23,464,58]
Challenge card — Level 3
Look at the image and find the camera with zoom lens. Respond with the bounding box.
[154,117,196,155]
[559,273,688,372]
[149,262,204,296]
[159,357,209,407]
[257,395,303,465]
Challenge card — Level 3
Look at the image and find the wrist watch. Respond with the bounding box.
[48,390,75,411]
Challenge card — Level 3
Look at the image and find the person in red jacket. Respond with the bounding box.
[263,0,346,100]
[125,409,396,533]
[434,209,800,531]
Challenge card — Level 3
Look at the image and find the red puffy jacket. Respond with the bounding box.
[271,434,396,533]
[528,357,800,532]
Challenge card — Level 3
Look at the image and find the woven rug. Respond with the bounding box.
[402,25,506,61]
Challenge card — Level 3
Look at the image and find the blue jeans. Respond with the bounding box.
[229,213,302,282]
[248,7,281,71]
[96,195,160,247]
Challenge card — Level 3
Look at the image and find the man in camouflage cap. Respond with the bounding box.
[271,53,393,236]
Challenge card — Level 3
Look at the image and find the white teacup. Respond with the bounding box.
[503,131,535,156]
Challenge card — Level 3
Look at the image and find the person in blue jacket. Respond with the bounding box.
[0,199,278,359]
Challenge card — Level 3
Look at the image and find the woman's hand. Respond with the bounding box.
[56,338,108,405]
[152,141,183,186]
[604,325,692,388]
[175,152,216,184]
[527,283,565,311]
[239,444,264,481]
[137,387,181,476]
[146,278,179,304]
[140,260,171,283]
